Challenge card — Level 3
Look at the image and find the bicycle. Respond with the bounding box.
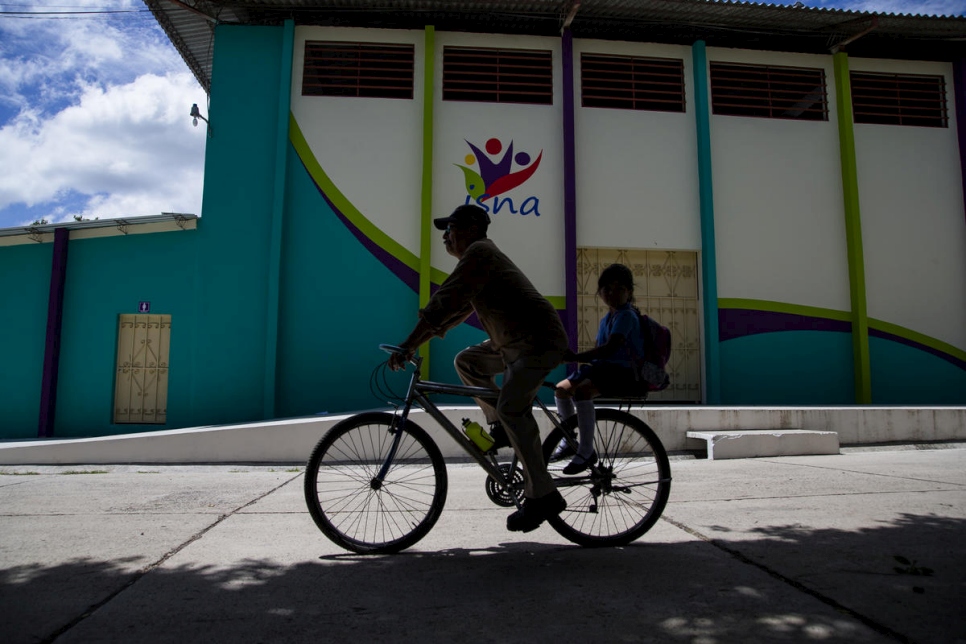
[303,345,672,554]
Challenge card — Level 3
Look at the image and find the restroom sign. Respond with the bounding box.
[138,301,151,313]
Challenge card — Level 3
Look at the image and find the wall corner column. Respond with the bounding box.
[692,40,721,404]
[419,25,436,376]
[263,18,295,419]
[38,227,69,437]
[561,29,578,354]
[832,51,872,404]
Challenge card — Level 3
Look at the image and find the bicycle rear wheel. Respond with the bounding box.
[542,408,671,547]
[304,412,448,554]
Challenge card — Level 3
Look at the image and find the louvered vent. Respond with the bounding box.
[581,53,685,112]
[443,46,553,105]
[710,62,827,121]
[851,72,947,128]
[302,41,414,99]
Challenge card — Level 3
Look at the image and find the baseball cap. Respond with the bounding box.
[433,204,491,231]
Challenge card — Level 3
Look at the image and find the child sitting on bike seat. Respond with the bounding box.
[554,263,648,474]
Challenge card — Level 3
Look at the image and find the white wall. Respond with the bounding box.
[431,32,565,297]
[709,48,852,313]
[291,27,425,258]
[574,40,701,251]
[850,57,966,351]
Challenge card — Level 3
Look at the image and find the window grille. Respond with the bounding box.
[710,62,827,121]
[581,53,685,112]
[302,41,414,99]
[442,46,552,105]
[850,72,947,128]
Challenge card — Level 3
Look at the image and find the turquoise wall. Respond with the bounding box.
[870,337,966,404]
[720,331,856,404]
[188,23,285,425]
[54,231,199,436]
[275,149,419,416]
[1,243,53,437]
[719,329,965,405]
[0,23,288,438]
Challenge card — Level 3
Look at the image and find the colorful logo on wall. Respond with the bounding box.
[456,137,543,216]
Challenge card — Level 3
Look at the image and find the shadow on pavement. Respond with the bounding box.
[3,513,964,643]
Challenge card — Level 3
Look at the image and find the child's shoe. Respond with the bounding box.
[562,450,597,475]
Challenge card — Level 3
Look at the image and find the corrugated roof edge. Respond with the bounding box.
[144,0,966,93]
[713,0,963,19]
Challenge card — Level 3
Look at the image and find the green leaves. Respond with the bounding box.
[893,555,934,576]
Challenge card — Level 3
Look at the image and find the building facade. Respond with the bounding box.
[2,1,964,439]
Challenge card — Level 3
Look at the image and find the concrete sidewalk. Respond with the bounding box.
[1,447,964,643]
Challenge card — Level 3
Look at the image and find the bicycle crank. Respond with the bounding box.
[485,464,525,507]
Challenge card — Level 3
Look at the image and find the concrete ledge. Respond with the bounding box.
[686,429,840,460]
[1,405,963,465]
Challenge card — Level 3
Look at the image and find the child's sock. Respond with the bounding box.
[555,395,576,420]
[575,400,596,458]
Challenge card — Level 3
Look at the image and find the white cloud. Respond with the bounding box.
[0,1,206,226]
[0,71,207,222]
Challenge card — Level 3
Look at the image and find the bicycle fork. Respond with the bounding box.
[372,366,422,487]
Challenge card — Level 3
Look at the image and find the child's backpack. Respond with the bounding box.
[637,314,671,391]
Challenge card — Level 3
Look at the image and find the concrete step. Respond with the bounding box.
[686,429,840,460]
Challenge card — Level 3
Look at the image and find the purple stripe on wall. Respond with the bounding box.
[312,180,420,294]
[38,227,70,438]
[954,58,966,226]
[310,164,481,333]
[869,328,966,371]
[562,29,578,354]
[720,309,966,371]
[718,308,851,342]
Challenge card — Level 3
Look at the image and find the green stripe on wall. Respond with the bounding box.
[869,318,966,364]
[289,115,425,274]
[720,298,966,366]
[833,52,872,403]
[719,298,852,322]
[420,26,436,374]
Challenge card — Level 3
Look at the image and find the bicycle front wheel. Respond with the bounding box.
[542,408,671,547]
[304,412,448,554]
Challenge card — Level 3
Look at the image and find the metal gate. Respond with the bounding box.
[576,248,701,403]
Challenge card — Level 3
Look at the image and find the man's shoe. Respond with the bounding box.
[488,422,511,451]
[562,450,598,475]
[506,490,566,533]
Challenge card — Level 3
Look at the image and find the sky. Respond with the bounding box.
[0,0,964,231]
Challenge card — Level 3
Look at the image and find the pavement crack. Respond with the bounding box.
[41,472,303,644]
[757,459,966,488]
[660,514,916,644]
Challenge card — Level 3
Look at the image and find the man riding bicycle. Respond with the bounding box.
[388,204,568,533]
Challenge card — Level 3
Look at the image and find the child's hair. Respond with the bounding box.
[597,263,640,313]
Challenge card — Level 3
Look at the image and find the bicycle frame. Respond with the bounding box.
[305,346,673,553]
[375,351,567,502]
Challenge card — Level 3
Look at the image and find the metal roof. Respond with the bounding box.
[144,0,966,93]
